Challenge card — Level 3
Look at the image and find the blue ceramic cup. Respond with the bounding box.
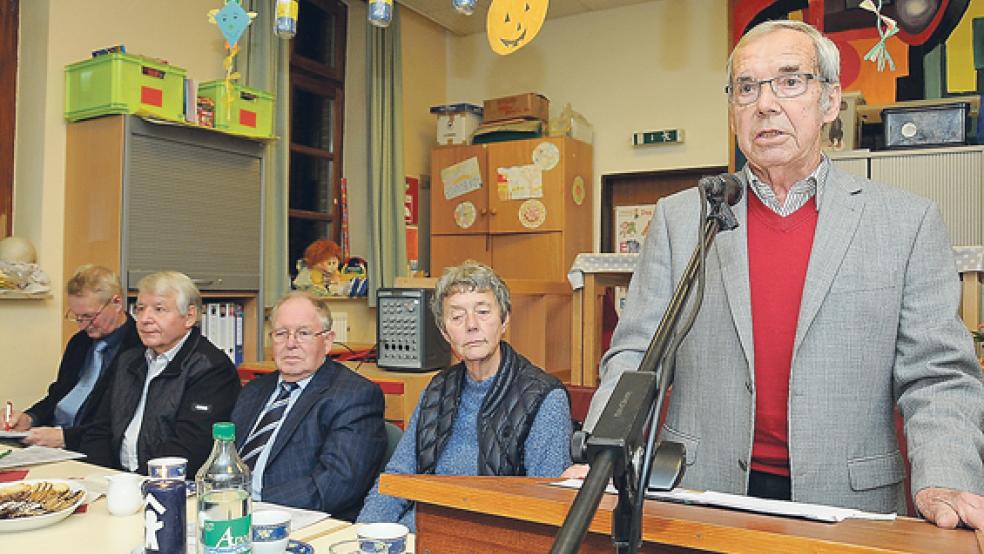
[357,523,408,554]
[252,510,291,554]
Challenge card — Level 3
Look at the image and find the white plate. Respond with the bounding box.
[0,478,86,532]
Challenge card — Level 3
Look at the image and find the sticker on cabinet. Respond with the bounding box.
[518,199,547,229]
[454,201,478,229]
[441,157,483,200]
[496,164,543,200]
[572,176,586,206]
[532,141,560,171]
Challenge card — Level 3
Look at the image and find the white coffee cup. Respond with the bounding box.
[252,510,292,554]
[104,473,145,516]
[357,522,409,554]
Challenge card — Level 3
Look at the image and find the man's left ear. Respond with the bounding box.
[501,313,511,333]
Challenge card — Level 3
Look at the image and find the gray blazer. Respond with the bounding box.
[585,165,984,514]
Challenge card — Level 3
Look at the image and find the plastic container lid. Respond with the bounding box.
[147,457,188,479]
[430,103,483,116]
[213,422,236,441]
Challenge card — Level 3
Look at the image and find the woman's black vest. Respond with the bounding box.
[415,341,565,476]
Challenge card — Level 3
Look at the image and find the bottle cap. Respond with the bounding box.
[213,422,235,441]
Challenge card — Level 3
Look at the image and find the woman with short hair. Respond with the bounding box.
[357,261,572,530]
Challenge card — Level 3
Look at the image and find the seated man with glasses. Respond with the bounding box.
[4,265,141,449]
[230,291,386,519]
[80,271,240,476]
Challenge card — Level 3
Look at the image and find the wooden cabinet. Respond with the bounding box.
[63,115,265,362]
[430,137,592,281]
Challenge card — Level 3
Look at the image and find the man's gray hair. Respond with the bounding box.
[431,261,511,332]
[136,271,202,322]
[269,290,333,332]
[727,19,840,112]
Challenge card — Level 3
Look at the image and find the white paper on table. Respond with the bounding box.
[253,500,330,531]
[0,430,28,439]
[551,479,896,523]
[0,445,86,469]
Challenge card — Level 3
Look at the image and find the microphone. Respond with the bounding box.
[698,173,743,206]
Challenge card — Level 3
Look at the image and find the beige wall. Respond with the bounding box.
[400,8,446,180]
[3,0,228,408]
[444,0,731,249]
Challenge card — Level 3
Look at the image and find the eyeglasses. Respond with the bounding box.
[725,73,830,105]
[65,298,112,326]
[270,328,330,344]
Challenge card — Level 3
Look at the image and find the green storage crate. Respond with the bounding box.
[198,81,274,138]
[65,53,187,122]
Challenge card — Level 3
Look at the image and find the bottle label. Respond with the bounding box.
[201,515,252,553]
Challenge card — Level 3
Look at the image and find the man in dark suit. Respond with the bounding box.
[231,291,386,519]
[6,265,140,450]
[79,271,240,476]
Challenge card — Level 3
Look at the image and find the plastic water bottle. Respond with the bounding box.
[274,0,297,39]
[196,422,252,554]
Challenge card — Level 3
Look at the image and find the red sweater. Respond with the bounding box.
[747,192,818,477]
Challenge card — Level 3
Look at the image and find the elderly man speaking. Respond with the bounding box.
[576,20,984,530]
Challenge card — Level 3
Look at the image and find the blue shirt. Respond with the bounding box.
[357,373,572,531]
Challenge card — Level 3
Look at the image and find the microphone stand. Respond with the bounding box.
[551,175,741,554]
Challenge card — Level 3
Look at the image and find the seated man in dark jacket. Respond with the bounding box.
[231,291,386,520]
[79,271,240,476]
[6,265,140,450]
[358,261,572,530]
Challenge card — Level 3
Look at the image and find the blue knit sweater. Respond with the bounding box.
[357,372,572,531]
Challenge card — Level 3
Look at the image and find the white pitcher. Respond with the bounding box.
[104,473,145,516]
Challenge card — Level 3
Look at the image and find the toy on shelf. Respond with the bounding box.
[293,239,343,296]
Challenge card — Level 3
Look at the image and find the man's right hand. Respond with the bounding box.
[8,410,32,432]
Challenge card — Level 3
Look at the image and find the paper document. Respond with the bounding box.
[253,500,330,530]
[552,479,896,523]
[0,445,86,470]
[0,431,28,439]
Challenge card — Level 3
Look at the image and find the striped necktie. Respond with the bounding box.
[241,382,299,469]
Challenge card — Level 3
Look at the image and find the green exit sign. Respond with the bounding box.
[632,128,684,146]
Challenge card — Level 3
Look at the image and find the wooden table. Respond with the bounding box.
[381,474,980,553]
[1,454,363,552]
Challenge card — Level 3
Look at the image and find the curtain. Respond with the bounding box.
[242,0,291,307]
[366,4,407,307]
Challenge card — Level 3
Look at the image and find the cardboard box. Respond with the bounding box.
[431,103,483,145]
[483,93,549,124]
[821,91,864,152]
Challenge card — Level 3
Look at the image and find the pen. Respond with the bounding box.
[4,401,11,432]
